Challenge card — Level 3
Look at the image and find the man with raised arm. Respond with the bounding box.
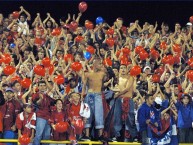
[81,57,106,141]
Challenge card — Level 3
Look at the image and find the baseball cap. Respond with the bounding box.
[155,97,162,105]
[5,87,14,92]
[186,22,192,26]
[143,66,151,72]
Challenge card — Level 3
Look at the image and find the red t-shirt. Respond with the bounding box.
[32,93,55,120]
[1,99,21,131]
[16,112,36,137]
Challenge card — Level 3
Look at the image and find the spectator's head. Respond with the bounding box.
[163,23,169,32]
[19,13,26,23]
[181,94,191,105]
[38,81,46,92]
[1,74,7,82]
[74,52,82,62]
[54,99,63,111]
[164,72,170,82]
[8,13,13,21]
[2,84,9,92]
[46,20,53,28]
[56,50,64,59]
[12,23,18,31]
[12,81,21,92]
[23,103,32,114]
[145,94,154,106]
[143,66,151,75]
[3,18,9,27]
[68,92,81,104]
[116,17,123,27]
[93,57,103,71]
[119,64,128,75]
[77,26,84,35]
[5,87,14,100]
[37,49,45,60]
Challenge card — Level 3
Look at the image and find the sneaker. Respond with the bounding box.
[111,137,118,142]
[71,140,78,145]
[80,136,91,141]
[98,135,106,142]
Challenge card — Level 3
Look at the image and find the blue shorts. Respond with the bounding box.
[84,92,104,129]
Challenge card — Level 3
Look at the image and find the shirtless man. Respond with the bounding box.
[110,64,137,142]
[81,57,106,141]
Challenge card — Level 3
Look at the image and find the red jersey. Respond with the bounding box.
[1,99,21,131]
[67,103,81,121]
[32,93,55,120]
[16,112,36,137]
[49,110,67,141]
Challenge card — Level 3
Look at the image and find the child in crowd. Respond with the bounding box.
[16,103,36,145]
[65,92,90,142]
[49,99,67,145]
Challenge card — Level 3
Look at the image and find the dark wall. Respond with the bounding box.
[0,1,193,30]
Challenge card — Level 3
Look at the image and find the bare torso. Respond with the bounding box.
[117,75,133,98]
[86,71,105,93]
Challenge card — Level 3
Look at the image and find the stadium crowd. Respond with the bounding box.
[0,2,193,145]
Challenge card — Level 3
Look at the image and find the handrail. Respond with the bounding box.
[0,139,192,145]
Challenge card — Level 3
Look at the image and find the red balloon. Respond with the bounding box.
[19,134,30,145]
[122,47,130,55]
[54,74,65,85]
[78,2,88,13]
[189,16,193,23]
[70,21,78,31]
[130,65,141,76]
[150,49,159,59]
[188,57,193,68]
[174,54,181,64]
[120,55,128,62]
[152,74,160,83]
[162,55,174,65]
[172,44,181,53]
[55,122,68,133]
[34,65,45,76]
[187,70,193,82]
[85,21,94,30]
[51,28,61,36]
[12,11,20,19]
[71,62,82,71]
[21,78,32,89]
[160,41,167,50]
[75,35,84,43]
[36,27,44,35]
[73,119,84,134]
[64,54,74,62]
[11,75,21,83]
[2,53,12,64]
[106,38,115,47]
[106,28,114,35]
[3,65,16,75]
[42,57,51,67]
[120,59,130,66]
[46,64,54,75]
[139,50,149,60]
[34,38,45,46]
[103,58,112,66]
[86,46,95,54]
[135,46,144,54]
[116,50,121,58]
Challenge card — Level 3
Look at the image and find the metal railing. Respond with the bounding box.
[0,139,192,145]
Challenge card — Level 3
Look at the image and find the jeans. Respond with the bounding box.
[113,98,137,139]
[3,131,16,145]
[84,93,104,129]
[33,117,51,145]
[178,128,193,143]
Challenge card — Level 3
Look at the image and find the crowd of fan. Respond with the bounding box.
[0,4,193,145]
